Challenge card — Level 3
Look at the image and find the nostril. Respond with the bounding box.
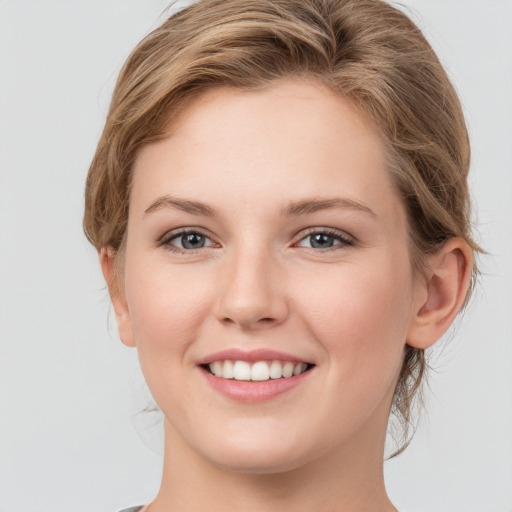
[222,316,275,326]
[222,316,276,324]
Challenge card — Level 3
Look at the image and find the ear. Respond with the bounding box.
[99,247,136,347]
[407,238,473,349]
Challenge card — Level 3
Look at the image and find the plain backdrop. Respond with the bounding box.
[0,1,511,511]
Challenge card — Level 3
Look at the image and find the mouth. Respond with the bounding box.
[201,360,314,381]
[198,350,315,401]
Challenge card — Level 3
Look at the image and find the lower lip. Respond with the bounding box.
[200,367,312,402]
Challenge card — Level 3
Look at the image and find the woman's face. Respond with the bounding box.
[116,80,425,473]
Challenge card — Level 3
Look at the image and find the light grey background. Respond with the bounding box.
[0,1,510,511]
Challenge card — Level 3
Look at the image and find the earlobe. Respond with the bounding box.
[407,238,472,349]
[99,247,136,348]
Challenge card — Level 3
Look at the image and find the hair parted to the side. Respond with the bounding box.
[84,0,481,455]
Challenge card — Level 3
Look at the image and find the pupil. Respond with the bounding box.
[311,233,333,248]
[182,233,205,249]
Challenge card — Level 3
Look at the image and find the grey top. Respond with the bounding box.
[118,504,403,511]
[118,505,403,511]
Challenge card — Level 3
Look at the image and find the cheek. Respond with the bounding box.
[123,257,214,357]
[122,259,219,418]
[289,261,414,434]
[295,259,413,370]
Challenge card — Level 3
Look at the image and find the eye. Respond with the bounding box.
[160,229,217,252]
[296,229,353,250]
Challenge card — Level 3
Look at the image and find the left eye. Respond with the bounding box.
[296,231,352,249]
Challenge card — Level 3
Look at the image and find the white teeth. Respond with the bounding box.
[233,360,251,380]
[251,361,270,381]
[293,363,304,376]
[269,360,283,379]
[282,362,294,378]
[207,360,310,381]
[223,360,234,379]
[211,361,223,377]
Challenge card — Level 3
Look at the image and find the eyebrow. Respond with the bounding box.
[283,197,376,217]
[144,195,376,218]
[144,196,216,216]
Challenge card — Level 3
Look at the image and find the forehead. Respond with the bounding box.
[131,79,404,224]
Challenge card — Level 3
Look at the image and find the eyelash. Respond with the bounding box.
[158,229,218,254]
[158,227,354,254]
[295,228,354,251]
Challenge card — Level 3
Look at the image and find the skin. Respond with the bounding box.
[102,79,472,512]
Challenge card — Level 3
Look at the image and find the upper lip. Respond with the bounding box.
[196,348,313,365]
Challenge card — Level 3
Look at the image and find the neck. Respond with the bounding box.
[148,418,396,512]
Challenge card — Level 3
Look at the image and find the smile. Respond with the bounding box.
[206,360,312,381]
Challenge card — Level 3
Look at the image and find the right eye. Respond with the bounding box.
[161,230,217,252]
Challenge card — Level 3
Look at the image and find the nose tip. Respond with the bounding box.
[215,256,288,330]
[220,306,282,330]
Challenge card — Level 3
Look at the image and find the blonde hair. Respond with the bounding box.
[84,0,480,453]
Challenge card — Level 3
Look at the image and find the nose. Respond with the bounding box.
[214,249,289,330]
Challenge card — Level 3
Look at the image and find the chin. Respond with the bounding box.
[193,424,325,475]
[207,445,311,475]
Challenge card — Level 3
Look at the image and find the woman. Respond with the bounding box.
[84,1,480,510]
